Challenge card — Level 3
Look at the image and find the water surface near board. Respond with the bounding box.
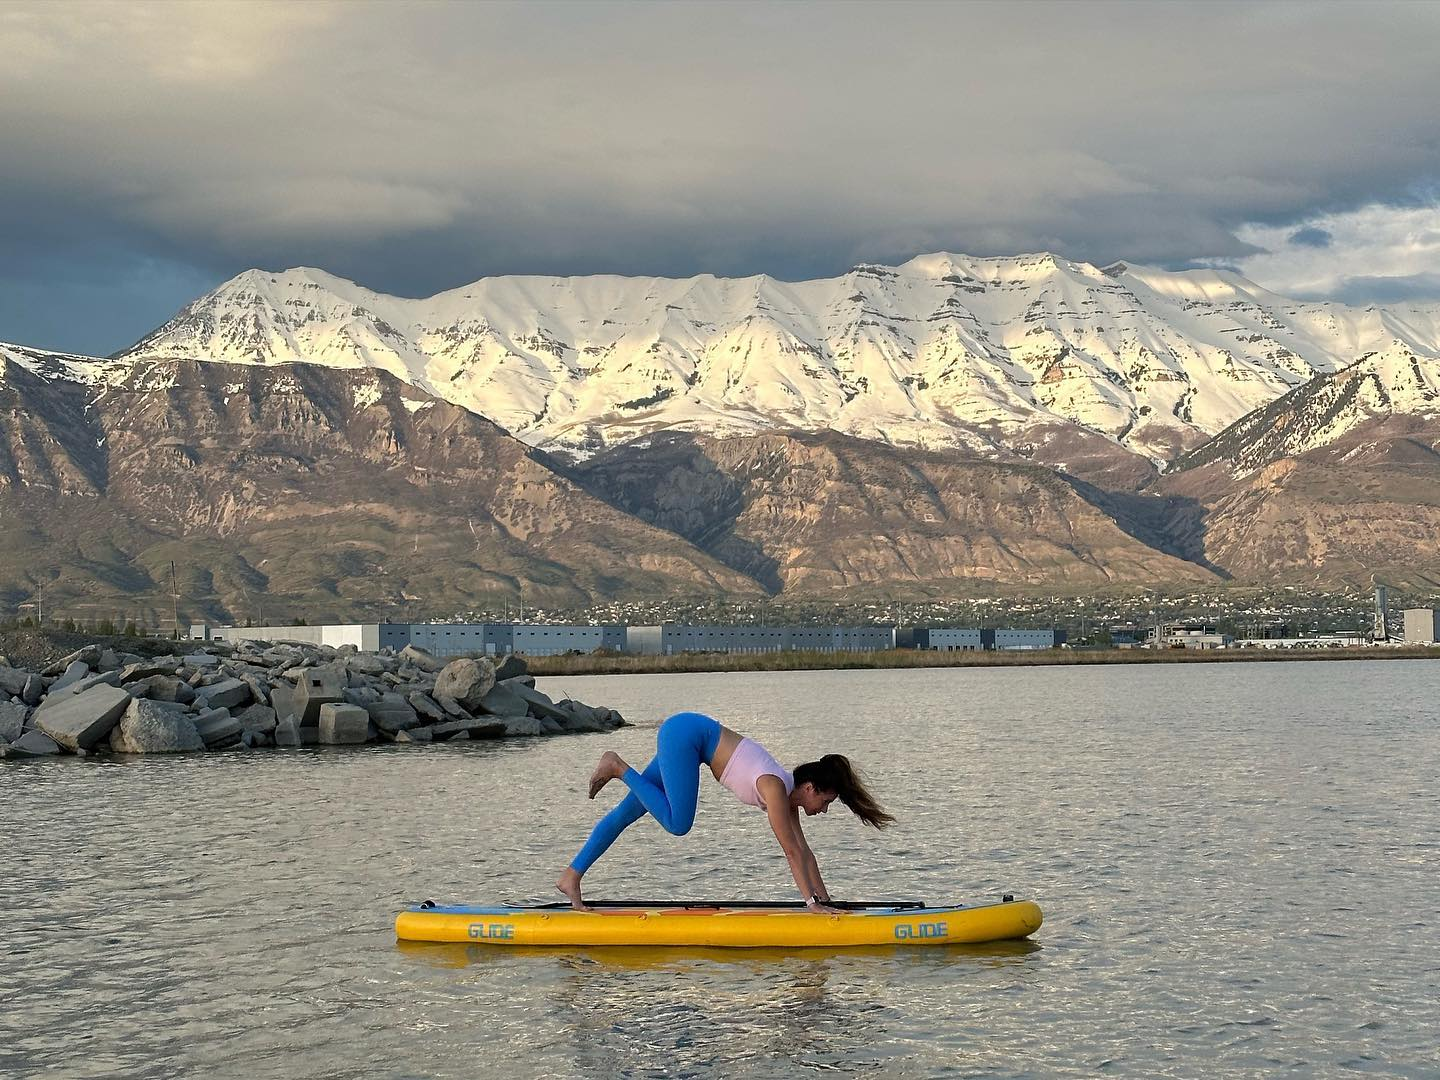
[2,661,1437,1078]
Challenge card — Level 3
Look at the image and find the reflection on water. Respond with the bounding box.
[2,660,1437,1077]
[394,939,1043,1076]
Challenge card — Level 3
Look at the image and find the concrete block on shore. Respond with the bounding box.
[183,653,221,669]
[273,717,301,747]
[434,658,497,710]
[269,684,295,723]
[109,699,205,754]
[318,703,370,745]
[35,683,132,750]
[294,666,345,724]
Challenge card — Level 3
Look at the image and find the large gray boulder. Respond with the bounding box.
[127,675,197,704]
[399,645,443,673]
[477,681,528,718]
[406,692,447,723]
[4,730,61,757]
[493,655,529,682]
[193,707,243,749]
[555,700,604,733]
[109,699,205,754]
[0,666,31,697]
[501,715,544,737]
[345,653,388,676]
[318,703,369,745]
[35,683,132,751]
[119,658,181,682]
[197,678,251,711]
[433,658,496,711]
[22,673,45,707]
[431,718,506,741]
[48,659,87,694]
[0,701,27,743]
[42,645,101,677]
[235,704,278,734]
[365,694,419,734]
[502,680,568,721]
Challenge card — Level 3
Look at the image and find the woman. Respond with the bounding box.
[556,710,894,912]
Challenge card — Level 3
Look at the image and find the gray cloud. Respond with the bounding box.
[3,0,1440,353]
[1288,227,1334,249]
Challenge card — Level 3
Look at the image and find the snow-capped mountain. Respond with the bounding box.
[1175,344,1440,475]
[121,254,1440,465]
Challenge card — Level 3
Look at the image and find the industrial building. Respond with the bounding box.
[196,620,1068,657]
[1402,608,1440,644]
[898,627,1066,651]
[625,624,897,656]
[200,621,625,657]
[1146,623,1232,650]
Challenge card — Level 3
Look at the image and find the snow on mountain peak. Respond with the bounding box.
[114,254,1440,465]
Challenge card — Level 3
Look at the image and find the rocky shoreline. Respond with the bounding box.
[0,640,625,759]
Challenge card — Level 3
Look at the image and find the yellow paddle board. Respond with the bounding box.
[395,898,1042,948]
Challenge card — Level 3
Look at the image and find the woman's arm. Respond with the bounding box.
[792,821,830,903]
[759,776,843,913]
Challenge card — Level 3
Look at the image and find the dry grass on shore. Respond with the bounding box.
[526,644,1440,677]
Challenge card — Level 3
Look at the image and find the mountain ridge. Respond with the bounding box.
[118,252,1440,470]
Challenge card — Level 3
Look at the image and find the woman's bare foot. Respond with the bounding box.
[556,867,591,911]
[587,750,628,799]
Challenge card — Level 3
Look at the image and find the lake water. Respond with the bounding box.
[2,661,1437,1078]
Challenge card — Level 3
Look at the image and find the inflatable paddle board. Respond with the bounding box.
[395,897,1042,947]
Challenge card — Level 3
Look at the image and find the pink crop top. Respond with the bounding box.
[718,738,794,809]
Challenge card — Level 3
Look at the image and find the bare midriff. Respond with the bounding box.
[709,724,743,782]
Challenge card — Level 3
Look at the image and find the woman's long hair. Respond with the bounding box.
[792,754,895,828]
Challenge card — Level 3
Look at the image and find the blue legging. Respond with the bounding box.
[569,711,723,873]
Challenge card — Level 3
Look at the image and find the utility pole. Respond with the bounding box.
[169,561,180,641]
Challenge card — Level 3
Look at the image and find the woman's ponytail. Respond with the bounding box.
[793,754,895,828]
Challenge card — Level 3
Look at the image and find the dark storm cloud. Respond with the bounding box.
[3,0,1440,354]
[1288,227,1334,249]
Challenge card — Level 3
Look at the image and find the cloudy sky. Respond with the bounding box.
[3,0,1439,355]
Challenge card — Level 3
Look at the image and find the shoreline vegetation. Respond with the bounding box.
[527,644,1440,677]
